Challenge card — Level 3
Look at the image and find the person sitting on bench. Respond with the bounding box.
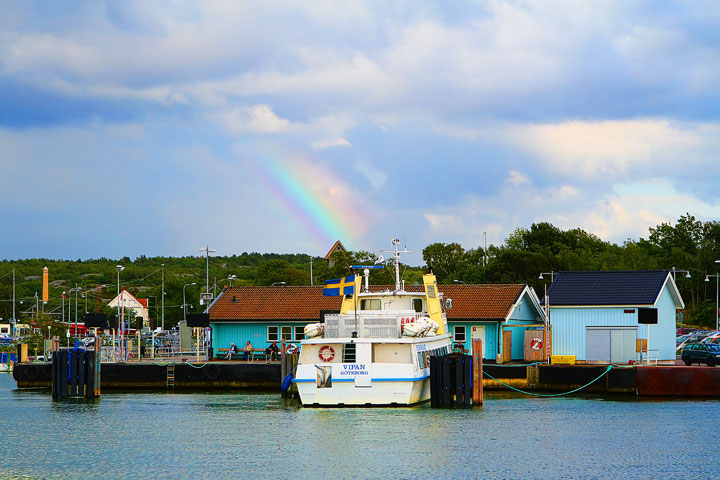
[225,343,237,360]
[243,340,253,360]
[266,341,279,361]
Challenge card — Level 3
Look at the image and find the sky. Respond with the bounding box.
[1,1,719,264]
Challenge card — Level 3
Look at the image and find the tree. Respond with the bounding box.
[422,243,465,283]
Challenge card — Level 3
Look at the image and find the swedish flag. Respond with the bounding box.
[323,274,356,296]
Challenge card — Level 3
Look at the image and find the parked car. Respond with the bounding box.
[681,342,720,366]
[677,334,710,354]
[677,328,699,335]
[701,334,720,345]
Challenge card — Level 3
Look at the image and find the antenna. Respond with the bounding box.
[382,237,411,291]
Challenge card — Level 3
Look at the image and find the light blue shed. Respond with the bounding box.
[545,270,684,364]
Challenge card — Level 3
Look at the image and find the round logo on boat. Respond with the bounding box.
[318,345,335,362]
[531,338,543,351]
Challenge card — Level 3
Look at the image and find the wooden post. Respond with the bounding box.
[473,339,483,406]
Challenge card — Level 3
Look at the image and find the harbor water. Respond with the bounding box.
[1,374,718,479]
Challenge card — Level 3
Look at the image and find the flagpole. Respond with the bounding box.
[353,273,358,337]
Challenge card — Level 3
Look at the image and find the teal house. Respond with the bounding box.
[207,283,545,363]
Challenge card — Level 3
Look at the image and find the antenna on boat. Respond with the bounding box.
[381,238,410,291]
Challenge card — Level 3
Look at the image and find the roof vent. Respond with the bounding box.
[232,295,237,302]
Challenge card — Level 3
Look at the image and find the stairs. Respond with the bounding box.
[166,363,175,389]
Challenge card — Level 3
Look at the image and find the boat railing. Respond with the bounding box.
[324,310,418,338]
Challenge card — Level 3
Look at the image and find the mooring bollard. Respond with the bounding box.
[430,353,474,407]
[51,337,101,399]
[473,339,483,406]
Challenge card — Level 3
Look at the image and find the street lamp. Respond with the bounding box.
[705,259,720,331]
[183,282,197,323]
[539,271,557,282]
[228,274,237,287]
[117,265,124,338]
[670,267,691,282]
[271,282,286,286]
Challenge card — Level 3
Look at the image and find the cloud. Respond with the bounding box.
[506,170,531,186]
[496,119,720,182]
[311,137,351,150]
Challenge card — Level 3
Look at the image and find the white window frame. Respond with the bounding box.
[294,325,304,341]
[454,325,466,343]
[267,326,279,342]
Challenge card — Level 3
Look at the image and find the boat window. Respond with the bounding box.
[343,343,356,362]
[281,326,292,341]
[454,326,466,342]
[413,298,423,313]
[267,326,279,342]
[294,325,305,340]
[426,284,437,299]
[360,299,381,310]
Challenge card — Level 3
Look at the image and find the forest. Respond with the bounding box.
[1,213,719,329]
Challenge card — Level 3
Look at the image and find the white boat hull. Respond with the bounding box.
[295,366,431,406]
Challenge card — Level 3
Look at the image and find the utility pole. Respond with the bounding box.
[11,268,15,336]
[161,263,165,332]
[199,245,216,295]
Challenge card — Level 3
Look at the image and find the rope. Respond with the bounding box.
[483,365,613,397]
[490,361,543,367]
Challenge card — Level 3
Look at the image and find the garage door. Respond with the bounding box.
[586,327,637,364]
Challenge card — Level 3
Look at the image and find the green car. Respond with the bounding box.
[681,342,720,366]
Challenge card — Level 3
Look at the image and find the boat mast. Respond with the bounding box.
[383,238,410,292]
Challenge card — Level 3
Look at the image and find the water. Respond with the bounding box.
[1,374,719,479]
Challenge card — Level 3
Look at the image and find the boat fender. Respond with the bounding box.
[286,344,298,355]
[281,373,293,393]
[204,363,222,381]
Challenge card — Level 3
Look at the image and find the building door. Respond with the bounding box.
[471,326,485,359]
[586,327,637,363]
[586,329,610,362]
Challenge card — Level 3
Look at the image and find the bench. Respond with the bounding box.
[215,348,247,360]
[214,347,280,361]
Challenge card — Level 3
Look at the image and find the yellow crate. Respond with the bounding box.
[551,355,576,365]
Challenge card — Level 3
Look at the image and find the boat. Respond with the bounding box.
[293,239,452,406]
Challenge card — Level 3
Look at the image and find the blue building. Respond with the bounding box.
[545,270,684,364]
[207,283,545,363]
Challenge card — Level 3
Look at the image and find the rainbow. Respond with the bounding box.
[254,149,365,249]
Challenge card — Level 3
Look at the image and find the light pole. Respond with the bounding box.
[183,282,197,323]
[670,267,691,282]
[199,245,216,295]
[117,265,124,338]
[74,283,78,327]
[539,271,557,282]
[705,259,720,331]
[161,263,165,332]
[228,275,237,287]
[62,292,66,324]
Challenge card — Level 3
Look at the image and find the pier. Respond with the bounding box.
[13,360,720,397]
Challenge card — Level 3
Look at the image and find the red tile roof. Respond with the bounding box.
[209,284,526,322]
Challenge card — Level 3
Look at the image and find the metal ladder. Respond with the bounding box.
[166,363,175,389]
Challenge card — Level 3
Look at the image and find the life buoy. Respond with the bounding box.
[204,363,222,381]
[530,338,543,351]
[318,345,335,362]
[286,344,298,355]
